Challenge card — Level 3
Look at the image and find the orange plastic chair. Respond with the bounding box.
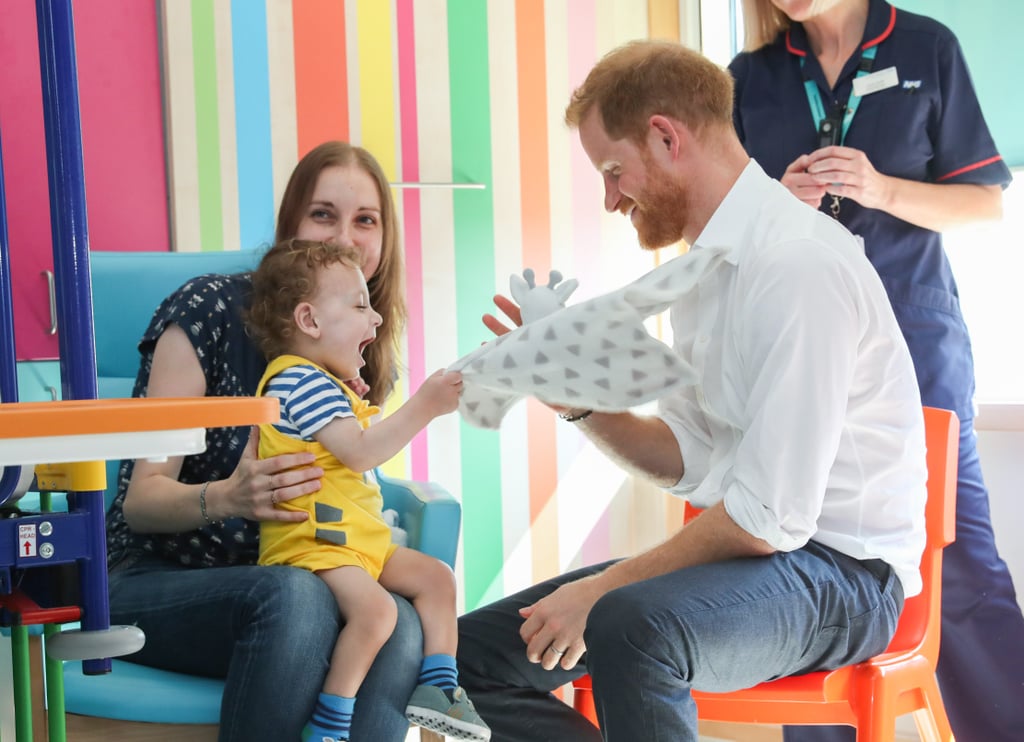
[573,406,958,741]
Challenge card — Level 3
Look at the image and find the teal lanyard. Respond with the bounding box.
[802,45,878,145]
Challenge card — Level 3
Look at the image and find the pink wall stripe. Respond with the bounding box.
[568,0,602,294]
[396,0,428,480]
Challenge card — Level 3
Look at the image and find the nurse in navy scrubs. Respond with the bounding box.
[729,1,1024,740]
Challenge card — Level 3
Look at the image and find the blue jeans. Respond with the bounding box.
[458,542,902,742]
[784,422,1024,742]
[109,556,422,741]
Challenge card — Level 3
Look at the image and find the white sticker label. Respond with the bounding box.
[19,523,37,557]
[853,66,899,97]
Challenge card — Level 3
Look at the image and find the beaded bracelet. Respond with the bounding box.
[199,481,214,524]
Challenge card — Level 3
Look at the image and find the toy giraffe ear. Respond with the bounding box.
[510,272,531,305]
[510,267,580,324]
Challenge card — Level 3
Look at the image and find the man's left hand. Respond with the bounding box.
[519,576,606,671]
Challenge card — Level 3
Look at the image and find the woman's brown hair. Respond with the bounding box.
[275,141,406,405]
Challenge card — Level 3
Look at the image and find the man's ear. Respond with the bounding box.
[648,115,681,160]
[294,302,320,338]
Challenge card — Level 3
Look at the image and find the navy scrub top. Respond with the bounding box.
[729,0,1011,420]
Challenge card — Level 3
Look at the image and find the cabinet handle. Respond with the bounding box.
[42,269,58,335]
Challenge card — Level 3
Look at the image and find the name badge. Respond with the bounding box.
[853,66,899,97]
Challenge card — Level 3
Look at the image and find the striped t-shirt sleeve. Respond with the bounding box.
[265,364,354,440]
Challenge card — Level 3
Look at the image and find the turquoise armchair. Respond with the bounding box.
[58,250,461,729]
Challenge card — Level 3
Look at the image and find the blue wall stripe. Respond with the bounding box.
[231,0,275,251]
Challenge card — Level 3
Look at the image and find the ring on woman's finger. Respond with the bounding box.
[547,645,566,656]
[270,489,279,506]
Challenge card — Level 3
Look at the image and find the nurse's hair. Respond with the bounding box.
[247,238,364,361]
[742,0,852,51]
[741,0,792,51]
[564,40,734,146]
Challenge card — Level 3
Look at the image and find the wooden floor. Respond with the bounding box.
[61,715,781,742]
[66,715,217,741]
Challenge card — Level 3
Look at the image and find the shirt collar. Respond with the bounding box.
[692,159,769,266]
[785,0,896,58]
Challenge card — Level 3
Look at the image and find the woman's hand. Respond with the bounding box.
[780,153,830,208]
[214,427,323,522]
[805,145,892,212]
[482,294,523,337]
[344,375,371,398]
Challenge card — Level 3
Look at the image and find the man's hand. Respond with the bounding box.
[519,575,607,671]
[482,294,523,337]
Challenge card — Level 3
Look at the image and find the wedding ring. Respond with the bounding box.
[547,645,566,656]
[270,490,279,506]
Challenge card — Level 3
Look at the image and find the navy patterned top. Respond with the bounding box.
[105,272,268,569]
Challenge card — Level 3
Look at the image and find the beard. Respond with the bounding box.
[629,157,690,250]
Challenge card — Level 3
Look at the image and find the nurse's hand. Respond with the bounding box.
[781,153,829,208]
[805,145,893,212]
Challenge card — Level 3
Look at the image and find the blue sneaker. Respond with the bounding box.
[405,684,491,741]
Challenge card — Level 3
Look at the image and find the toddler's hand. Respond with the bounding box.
[418,369,464,417]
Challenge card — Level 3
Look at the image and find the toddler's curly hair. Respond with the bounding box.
[246,238,364,360]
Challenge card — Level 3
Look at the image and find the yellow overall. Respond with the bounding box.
[256,355,397,577]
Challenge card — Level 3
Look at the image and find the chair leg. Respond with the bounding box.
[911,682,954,742]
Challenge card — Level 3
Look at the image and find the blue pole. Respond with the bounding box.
[0,129,27,508]
[35,0,111,675]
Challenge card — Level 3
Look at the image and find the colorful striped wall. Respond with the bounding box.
[160,0,674,609]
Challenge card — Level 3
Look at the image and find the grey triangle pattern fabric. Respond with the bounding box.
[450,246,728,429]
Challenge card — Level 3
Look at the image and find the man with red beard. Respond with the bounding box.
[456,40,929,742]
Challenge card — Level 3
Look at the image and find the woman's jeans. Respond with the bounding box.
[109,556,422,742]
[458,541,902,742]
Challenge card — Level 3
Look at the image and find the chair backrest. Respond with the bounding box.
[886,406,958,660]
[90,250,262,506]
[90,250,261,400]
[682,406,958,662]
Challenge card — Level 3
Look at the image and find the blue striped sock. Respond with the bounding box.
[418,653,458,693]
[302,693,355,742]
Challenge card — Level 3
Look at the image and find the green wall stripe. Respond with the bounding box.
[447,0,503,610]
[191,0,223,251]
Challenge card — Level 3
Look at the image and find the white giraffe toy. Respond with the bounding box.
[449,246,726,429]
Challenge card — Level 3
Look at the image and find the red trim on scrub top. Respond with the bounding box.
[937,155,1005,182]
[862,5,896,50]
[785,30,807,57]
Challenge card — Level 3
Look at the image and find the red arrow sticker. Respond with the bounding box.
[18,524,37,557]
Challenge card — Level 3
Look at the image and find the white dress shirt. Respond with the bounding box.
[659,160,928,596]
